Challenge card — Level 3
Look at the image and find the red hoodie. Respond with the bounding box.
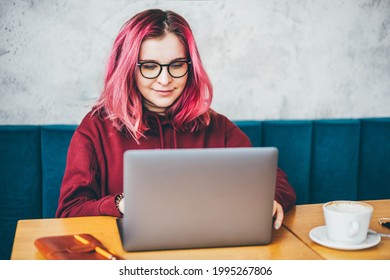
[56,109,296,218]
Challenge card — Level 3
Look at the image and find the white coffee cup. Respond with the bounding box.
[323,201,373,244]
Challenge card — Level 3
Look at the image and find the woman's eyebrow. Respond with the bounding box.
[139,57,187,63]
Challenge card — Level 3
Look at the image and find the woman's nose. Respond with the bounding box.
[157,66,172,85]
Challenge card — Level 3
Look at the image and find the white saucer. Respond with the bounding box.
[309,225,381,250]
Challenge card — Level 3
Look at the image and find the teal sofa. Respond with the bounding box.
[1,118,389,259]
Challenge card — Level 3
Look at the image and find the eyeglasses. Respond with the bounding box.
[137,60,191,79]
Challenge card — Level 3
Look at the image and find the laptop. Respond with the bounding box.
[118,147,278,252]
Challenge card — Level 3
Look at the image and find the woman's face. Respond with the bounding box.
[136,33,188,114]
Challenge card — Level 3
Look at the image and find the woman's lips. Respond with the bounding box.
[153,89,174,96]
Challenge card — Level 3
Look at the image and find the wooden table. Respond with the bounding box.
[11,216,320,260]
[283,199,390,260]
[11,200,389,260]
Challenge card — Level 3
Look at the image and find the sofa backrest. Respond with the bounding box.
[41,125,77,218]
[1,117,389,259]
[0,126,42,260]
[236,118,390,204]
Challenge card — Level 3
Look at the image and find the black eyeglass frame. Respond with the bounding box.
[137,60,192,79]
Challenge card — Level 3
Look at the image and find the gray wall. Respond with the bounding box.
[1,0,389,125]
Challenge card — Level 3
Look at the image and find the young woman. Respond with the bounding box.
[56,9,296,230]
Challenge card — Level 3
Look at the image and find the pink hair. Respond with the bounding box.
[93,9,213,141]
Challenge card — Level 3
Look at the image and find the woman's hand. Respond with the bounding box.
[273,200,284,230]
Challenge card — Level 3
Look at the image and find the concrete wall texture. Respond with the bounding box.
[1,0,389,125]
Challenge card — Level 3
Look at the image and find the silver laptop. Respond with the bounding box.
[118,147,278,252]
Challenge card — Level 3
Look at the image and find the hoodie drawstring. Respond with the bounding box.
[155,115,178,149]
[155,115,164,149]
[173,128,177,149]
